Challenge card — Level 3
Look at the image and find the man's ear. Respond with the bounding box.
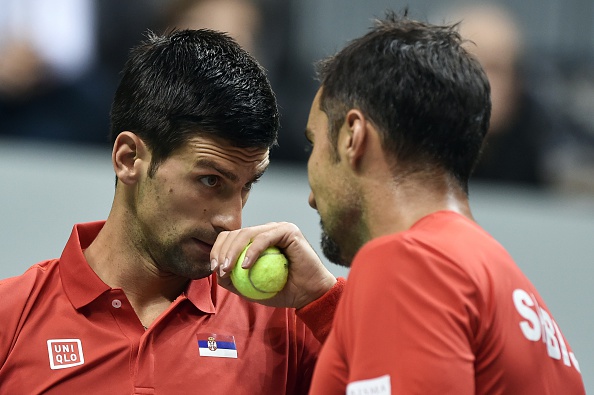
[112,131,149,185]
[343,109,368,168]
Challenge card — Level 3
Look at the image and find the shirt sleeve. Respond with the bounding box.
[0,265,43,368]
[340,238,480,394]
[296,277,346,344]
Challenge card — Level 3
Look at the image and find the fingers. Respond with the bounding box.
[210,228,247,277]
[211,222,338,309]
[210,222,291,278]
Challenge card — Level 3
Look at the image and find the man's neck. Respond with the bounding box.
[363,172,473,240]
[83,216,189,328]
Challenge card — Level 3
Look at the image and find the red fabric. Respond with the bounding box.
[297,277,346,344]
[310,211,585,395]
[0,222,329,395]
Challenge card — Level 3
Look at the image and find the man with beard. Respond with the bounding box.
[214,11,585,395]
[0,29,343,394]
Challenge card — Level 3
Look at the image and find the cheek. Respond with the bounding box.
[307,159,323,194]
[307,146,325,176]
[149,183,195,220]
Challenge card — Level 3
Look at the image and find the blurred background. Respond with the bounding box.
[1,0,593,391]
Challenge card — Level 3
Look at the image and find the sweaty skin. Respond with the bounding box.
[84,133,269,328]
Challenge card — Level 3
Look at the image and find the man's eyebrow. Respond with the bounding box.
[195,159,238,182]
[195,159,267,184]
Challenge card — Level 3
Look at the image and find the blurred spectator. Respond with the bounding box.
[439,4,584,189]
[157,0,316,164]
[161,0,262,55]
[94,0,163,80]
[0,0,318,161]
[0,0,112,146]
[546,60,594,194]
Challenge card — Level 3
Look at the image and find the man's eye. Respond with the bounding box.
[199,175,219,187]
[243,179,258,192]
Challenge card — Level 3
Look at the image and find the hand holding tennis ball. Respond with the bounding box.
[230,244,289,300]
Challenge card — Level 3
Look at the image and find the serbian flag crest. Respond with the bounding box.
[197,333,238,358]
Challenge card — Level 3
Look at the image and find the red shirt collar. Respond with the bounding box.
[60,221,216,314]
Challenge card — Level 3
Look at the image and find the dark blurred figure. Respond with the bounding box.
[95,0,165,81]
[448,4,575,188]
[161,0,261,55]
[547,60,594,195]
[157,0,316,164]
[0,0,112,146]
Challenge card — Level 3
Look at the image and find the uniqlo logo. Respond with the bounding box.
[47,339,85,370]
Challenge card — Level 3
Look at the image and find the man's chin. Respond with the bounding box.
[321,231,350,268]
[170,245,213,280]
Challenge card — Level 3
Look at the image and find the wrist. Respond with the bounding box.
[296,277,346,343]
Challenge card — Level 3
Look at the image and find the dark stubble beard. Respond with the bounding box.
[320,222,350,268]
[163,243,212,280]
[144,231,213,280]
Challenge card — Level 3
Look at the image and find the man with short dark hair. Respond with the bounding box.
[304,12,585,394]
[0,29,342,394]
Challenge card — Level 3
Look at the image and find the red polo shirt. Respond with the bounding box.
[0,222,342,394]
[309,211,585,394]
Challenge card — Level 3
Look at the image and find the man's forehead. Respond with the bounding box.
[184,135,269,161]
[183,135,268,173]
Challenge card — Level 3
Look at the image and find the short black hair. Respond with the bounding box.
[110,29,279,176]
[316,11,491,192]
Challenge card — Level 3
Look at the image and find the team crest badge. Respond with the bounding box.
[197,333,237,358]
[207,336,217,351]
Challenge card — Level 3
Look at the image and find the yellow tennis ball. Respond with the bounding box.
[231,244,289,300]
